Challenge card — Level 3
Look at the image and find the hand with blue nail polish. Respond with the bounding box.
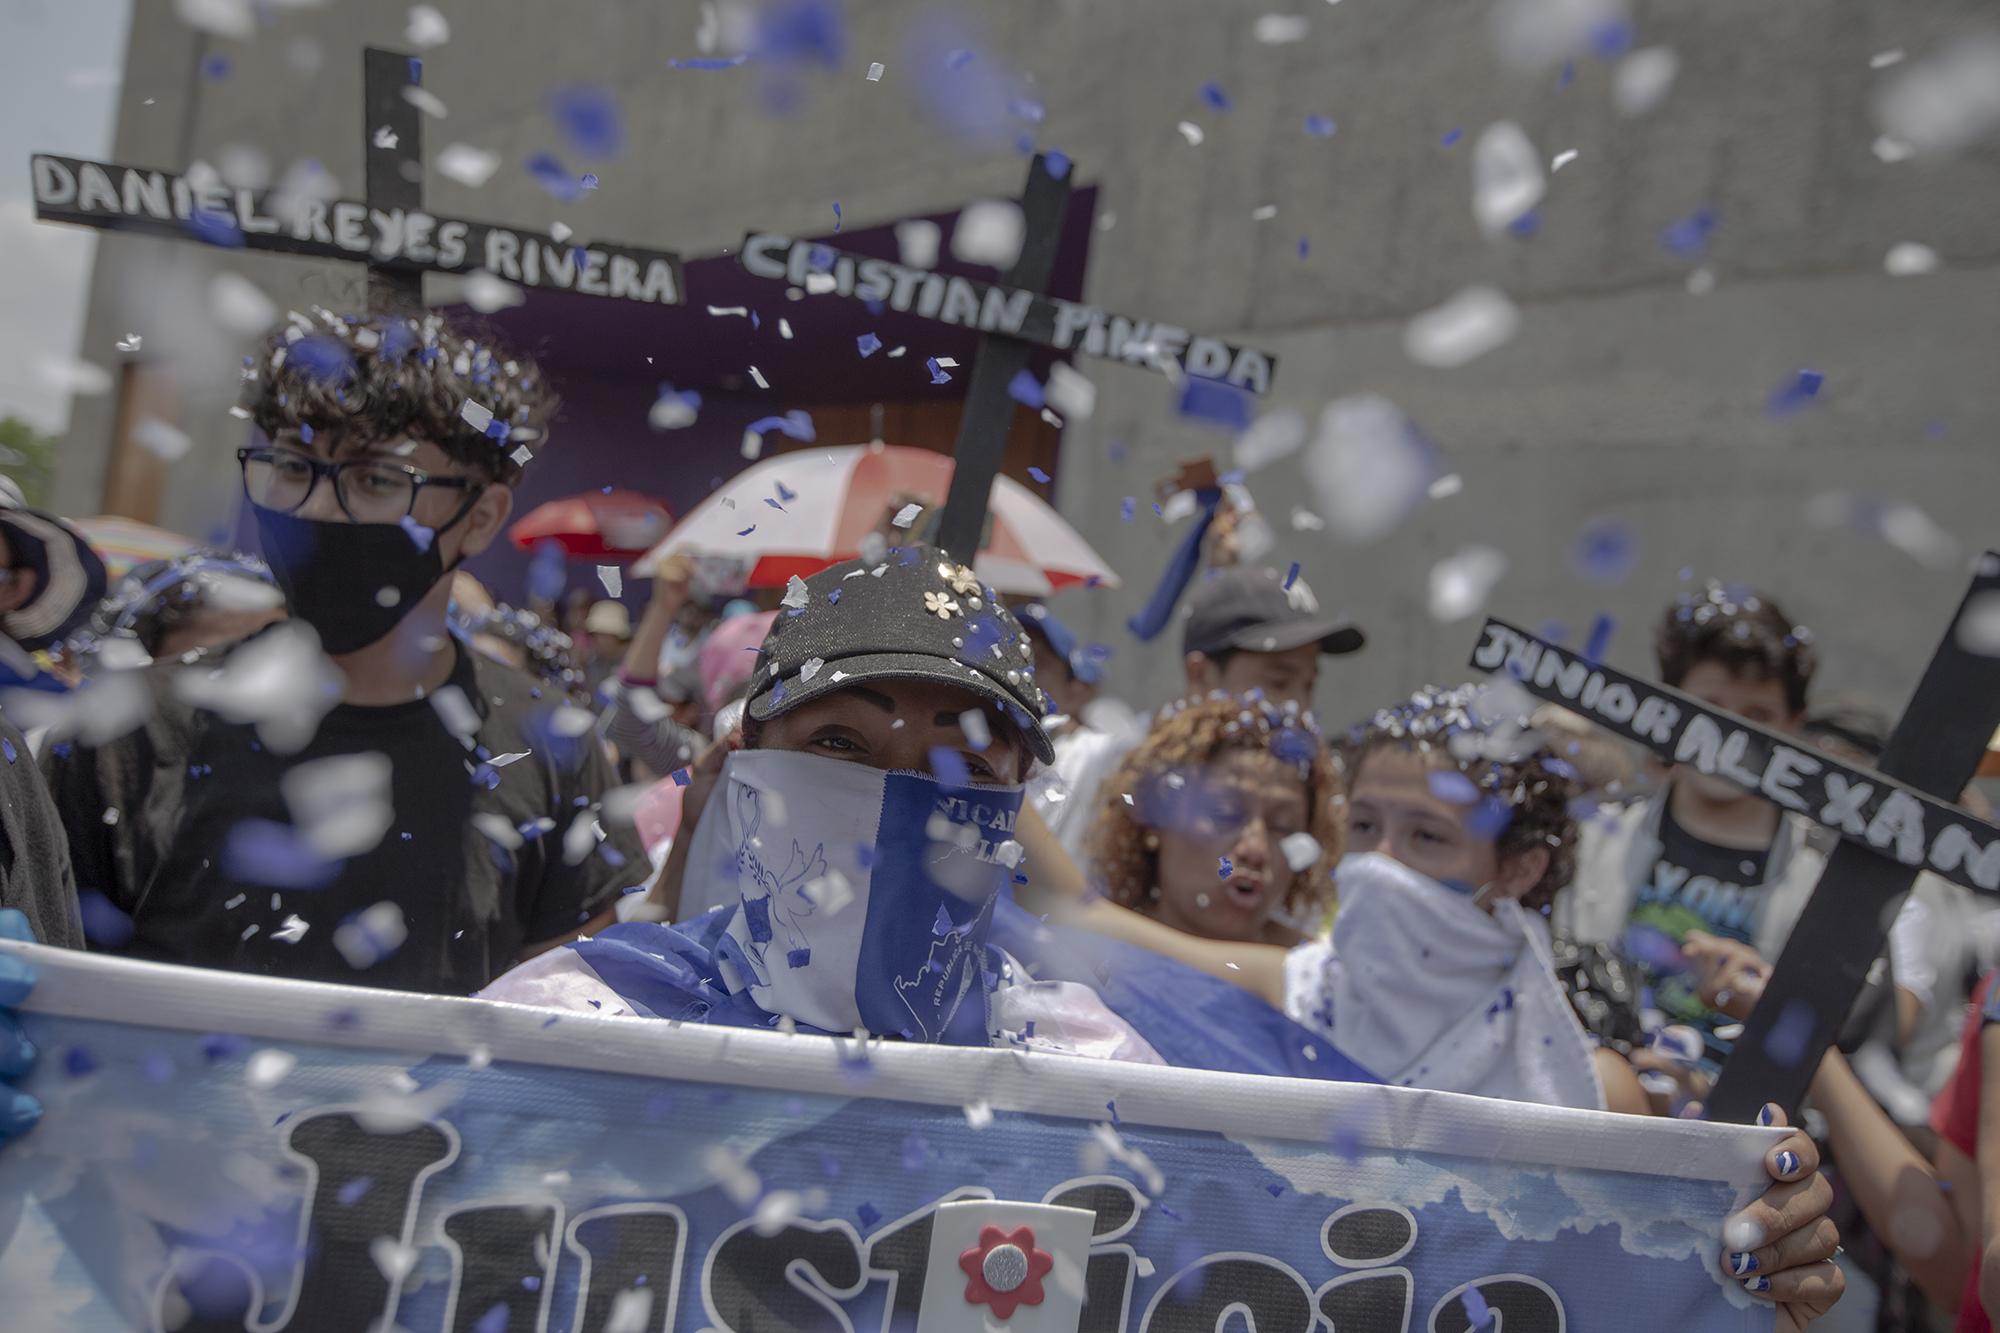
[0,909,43,1146]
[1719,1103,1843,1330]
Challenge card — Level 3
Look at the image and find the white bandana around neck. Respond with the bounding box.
[688,748,1026,1043]
[1291,852,1603,1110]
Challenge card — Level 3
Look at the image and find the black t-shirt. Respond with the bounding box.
[1621,805,1772,1065]
[43,640,644,994]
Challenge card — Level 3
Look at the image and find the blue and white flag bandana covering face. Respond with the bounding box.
[693,749,1026,1043]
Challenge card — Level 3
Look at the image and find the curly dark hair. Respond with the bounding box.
[240,308,555,486]
[1655,580,1815,715]
[1086,694,1340,927]
[1344,684,1582,913]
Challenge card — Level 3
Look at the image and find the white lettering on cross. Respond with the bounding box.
[1758,746,1821,812]
[1820,772,1873,835]
[1673,714,1725,772]
[1865,789,1928,866]
[1932,824,2000,891]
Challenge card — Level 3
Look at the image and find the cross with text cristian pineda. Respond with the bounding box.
[735,154,1279,560]
[1466,557,2000,1122]
[29,48,683,317]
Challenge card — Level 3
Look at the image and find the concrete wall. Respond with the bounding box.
[55,0,2000,730]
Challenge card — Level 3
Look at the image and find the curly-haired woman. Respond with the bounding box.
[1082,693,1339,946]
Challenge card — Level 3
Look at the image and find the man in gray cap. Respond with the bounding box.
[1179,564,1364,711]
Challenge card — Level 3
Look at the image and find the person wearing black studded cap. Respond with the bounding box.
[1179,563,1364,710]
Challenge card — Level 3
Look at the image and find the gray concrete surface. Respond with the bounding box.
[49,0,2000,726]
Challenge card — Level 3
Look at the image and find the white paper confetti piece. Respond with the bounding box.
[866,61,885,81]
[209,271,277,335]
[405,3,450,47]
[1403,285,1521,367]
[272,914,310,943]
[964,1100,995,1129]
[369,1237,419,1283]
[1251,203,1278,220]
[1254,13,1310,43]
[401,85,448,119]
[510,444,535,467]
[464,270,525,313]
[1177,120,1205,146]
[707,304,749,317]
[1428,545,1509,621]
[958,709,992,750]
[605,1289,654,1333]
[437,142,500,187]
[1233,407,1307,471]
[597,565,622,598]
[458,398,494,433]
[748,365,769,389]
[1280,832,1323,873]
[133,417,192,461]
[1550,148,1579,171]
[895,219,941,269]
[782,575,811,609]
[1873,33,2000,155]
[779,318,793,339]
[1045,363,1096,422]
[1613,47,1679,116]
[36,358,111,396]
[1429,473,1464,499]
[1471,121,1544,235]
[800,656,825,682]
[334,902,409,970]
[892,503,923,529]
[950,201,1026,268]
[175,0,254,38]
[1870,49,1906,70]
[1884,242,1940,276]
[246,1048,298,1088]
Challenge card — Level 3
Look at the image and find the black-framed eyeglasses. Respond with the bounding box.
[237,446,480,525]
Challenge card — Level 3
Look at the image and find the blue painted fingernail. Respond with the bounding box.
[1,1089,41,1135]
[1757,1103,1779,1127]
[1776,1150,1800,1177]
[1728,1252,1759,1276]
[1742,1276,1771,1294]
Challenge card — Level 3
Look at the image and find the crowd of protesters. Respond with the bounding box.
[15,308,2000,1328]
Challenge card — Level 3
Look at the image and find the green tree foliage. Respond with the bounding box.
[0,416,58,507]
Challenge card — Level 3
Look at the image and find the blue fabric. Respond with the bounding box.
[1125,488,1222,642]
[988,896,1380,1084]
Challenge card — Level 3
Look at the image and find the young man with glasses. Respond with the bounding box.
[41,309,646,996]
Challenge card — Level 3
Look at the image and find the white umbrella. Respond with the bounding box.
[635,442,1118,596]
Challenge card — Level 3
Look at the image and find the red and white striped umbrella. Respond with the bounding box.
[634,443,1118,595]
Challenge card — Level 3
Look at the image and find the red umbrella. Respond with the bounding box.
[509,490,674,561]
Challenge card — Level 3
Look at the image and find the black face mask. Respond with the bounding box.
[252,502,474,656]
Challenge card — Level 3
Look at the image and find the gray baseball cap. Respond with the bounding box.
[1181,564,1365,659]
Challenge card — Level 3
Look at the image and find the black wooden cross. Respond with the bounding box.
[933,153,1072,561]
[1467,556,2000,1119]
[30,47,684,318]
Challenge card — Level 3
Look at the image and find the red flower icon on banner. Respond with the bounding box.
[958,1224,1054,1319]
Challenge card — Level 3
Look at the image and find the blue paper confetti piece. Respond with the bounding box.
[1045,149,1072,179]
[550,86,624,157]
[201,1032,249,1063]
[1767,369,1825,416]
[1265,1182,1286,1198]
[756,0,847,66]
[1570,517,1639,584]
[776,480,798,503]
[141,1051,175,1084]
[1763,999,1817,1067]
[747,410,816,442]
[1120,497,1135,522]
[1284,561,1301,590]
[77,890,136,947]
[1461,1287,1494,1329]
[1581,612,1616,664]
[64,1046,99,1077]
[1217,856,1233,878]
[1200,81,1231,111]
[1028,466,1051,484]
[1426,771,1481,809]
[901,1133,929,1170]
[1661,207,1719,258]
[926,356,952,385]
[524,152,590,202]
[1296,236,1310,258]
[1466,796,1514,841]
[473,1304,510,1333]
[667,55,749,70]
[201,54,231,80]
[1106,1099,1121,1125]
[190,208,245,248]
[223,820,341,890]
[1304,114,1337,137]
[399,515,435,553]
[1440,128,1463,146]
[736,524,757,537]
[1177,377,1254,432]
[1007,369,1045,409]
[857,332,882,357]
[857,1201,881,1228]
[338,1177,373,1206]
[928,747,970,788]
[831,202,842,231]
[787,947,812,968]
[1590,19,1636,57]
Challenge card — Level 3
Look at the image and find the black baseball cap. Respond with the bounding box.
[0,506,108,652]
[745,543,1056,765]
[1181,564,1365,659]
